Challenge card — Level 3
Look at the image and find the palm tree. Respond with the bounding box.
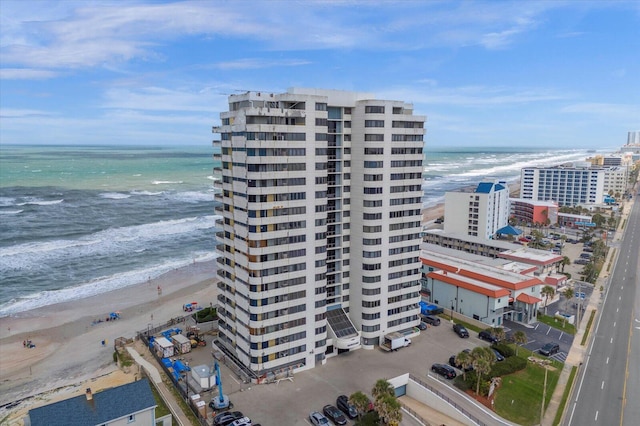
[513,330,527,356]
[471,347,495,395]
[491,327,506,342]
[378,393,402,426]
[372,379,394,409]
[349,391,370,420]
[541,285,555,315]
[530,229,545,249]
[561,256,571,273]
[563,287,574,325]
[455,350,473,380]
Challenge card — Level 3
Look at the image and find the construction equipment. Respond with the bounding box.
[209,361,232,411]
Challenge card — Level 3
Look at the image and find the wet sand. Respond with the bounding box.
[0,260,219,407]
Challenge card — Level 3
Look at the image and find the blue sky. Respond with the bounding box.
[1,0,638,148]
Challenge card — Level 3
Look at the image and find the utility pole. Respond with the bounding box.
[541,365,548,424]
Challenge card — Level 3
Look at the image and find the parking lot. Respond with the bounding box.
[165,230,606,425]
[165,321,500,426]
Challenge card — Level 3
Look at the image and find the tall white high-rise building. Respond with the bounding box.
[212,88,425,376]
[520,163,605,206]
[444,181,510,239]
[627,131,640,145]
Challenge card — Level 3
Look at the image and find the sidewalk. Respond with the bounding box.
[128,342,192,426]
[542,198,634,426]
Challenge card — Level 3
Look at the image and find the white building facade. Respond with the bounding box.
[520,163,606,206]
[444,182,510,239]
[212,88,425,375]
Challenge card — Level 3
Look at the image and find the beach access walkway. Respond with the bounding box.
[127,345,192,426]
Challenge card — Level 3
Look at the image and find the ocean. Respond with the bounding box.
[0,145,606,316]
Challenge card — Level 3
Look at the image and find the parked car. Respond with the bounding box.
[478,330,499,343]
[422,315,441,326]
[579,252,592,259]
[448,349,473,371]
[574,258,589,265]
[492,348,505,362]
[418,321,428,330]
[539,342,560,356]
[228,418,252,426]
[336,395,358,419]
[431,363,457,379]
[309,411,330,426]
[323,405,347,425]
[213,411,245,426]
[453,323,469,338]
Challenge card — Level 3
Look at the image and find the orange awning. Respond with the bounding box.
[516,293,543,304]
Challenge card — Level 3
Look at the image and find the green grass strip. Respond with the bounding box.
[553,366,578,426]
[581,310,596,346]
[536,313,576,335]
[495,361,561,425]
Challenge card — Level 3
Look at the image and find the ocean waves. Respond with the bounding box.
[421,148,594,207]
[1,215,220,268]
[0,252,219,316]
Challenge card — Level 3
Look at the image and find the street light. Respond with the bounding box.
[450,299,454,321]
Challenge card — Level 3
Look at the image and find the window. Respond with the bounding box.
[364,161,383,168]
[365,106,385,113]
[316,102,327,111]
[364,134,384,142]
[365,120,385,128]
[128,415,135,423]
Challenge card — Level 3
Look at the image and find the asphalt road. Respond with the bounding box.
[566,195,640,426]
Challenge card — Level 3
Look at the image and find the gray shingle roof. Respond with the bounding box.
[28,378,156,426]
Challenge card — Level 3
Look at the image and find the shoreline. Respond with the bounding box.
[0,260,220,406]
[0,178,522,412]
[422,179,521,224]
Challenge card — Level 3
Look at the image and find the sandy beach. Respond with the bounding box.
[0,260,219,410]
[0,185,518,419]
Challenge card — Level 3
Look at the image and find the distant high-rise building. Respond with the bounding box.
[212,88,425,375]
[444,181,510,239]
[627,131,640,145]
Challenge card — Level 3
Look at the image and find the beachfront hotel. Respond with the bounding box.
[212,88,425,376]
[443,181,510,239]
[520,162,606,206]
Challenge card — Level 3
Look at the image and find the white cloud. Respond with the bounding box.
[0,1,579,72]
[101,86,227,113]
[561,103,640,122]
[379,84,568,107]
[0,68,59,79]
[214,58,312,70]
[0,108,56,117]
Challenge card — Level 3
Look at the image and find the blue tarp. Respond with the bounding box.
[419,301,442,315]
[496,225,523,235]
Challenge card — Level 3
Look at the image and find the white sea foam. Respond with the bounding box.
[0,209,24,215]
[0,197,17,207]
[0,215,220,261]
[16,199,64,206]
[167,191,215,203]
[206,175,220,181]
[133,174,142,177]
[130,190,163,196]
[151,180,184,185]
[0,254,220,316]
[99,192,131,199]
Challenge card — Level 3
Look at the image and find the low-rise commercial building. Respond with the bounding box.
[420,244,546,325]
